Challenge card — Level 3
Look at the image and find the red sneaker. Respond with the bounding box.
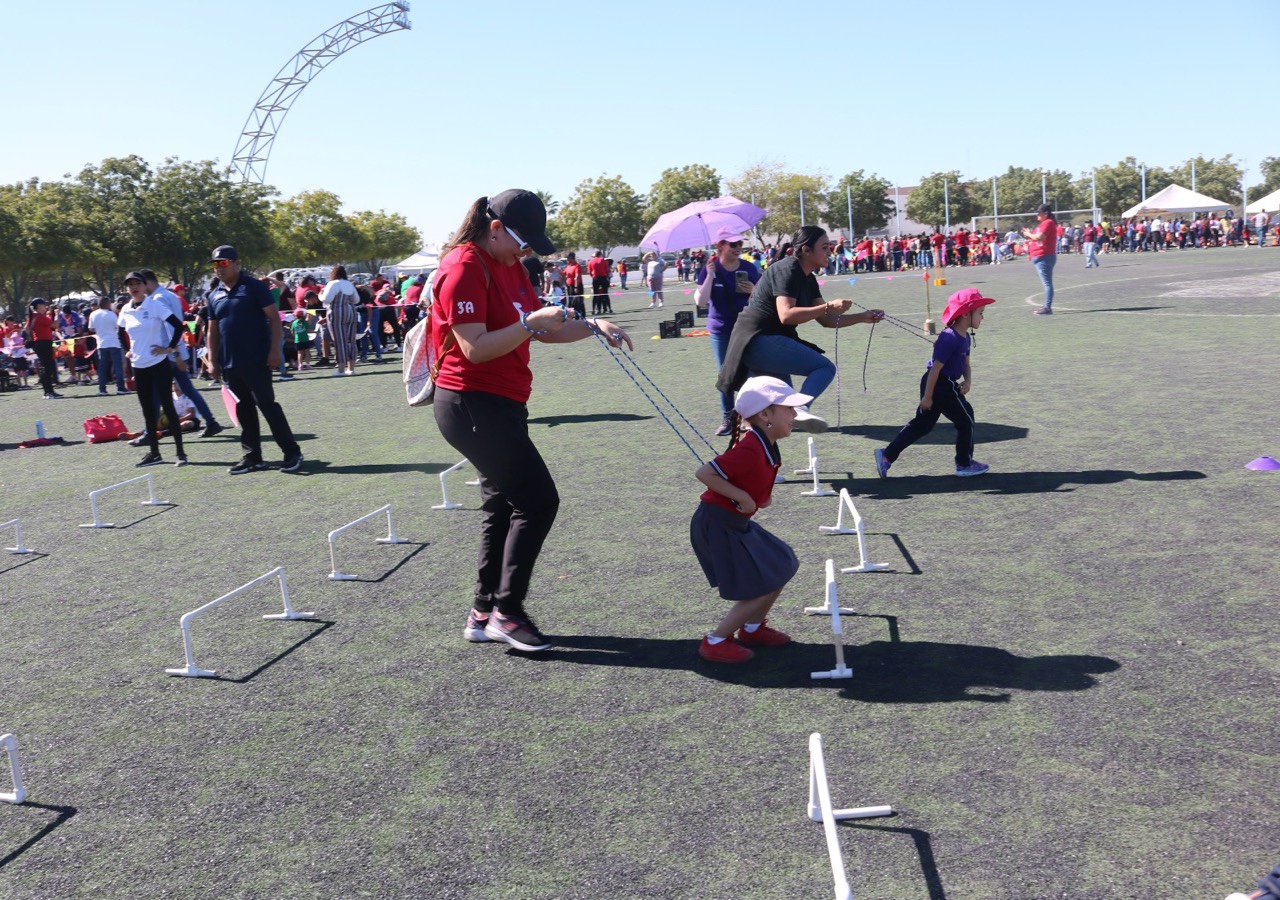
[698,636,754,663]
[737,620,791,647]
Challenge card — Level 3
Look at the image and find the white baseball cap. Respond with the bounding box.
[734,376,813,418]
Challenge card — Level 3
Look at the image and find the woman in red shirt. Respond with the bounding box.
[431,190,631,652]
[26,297,61,399]
[1024,204,1059,315]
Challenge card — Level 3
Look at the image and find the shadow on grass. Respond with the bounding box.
[832,423,1028,444]
[298,461,459,476]
[210,620,336,684]
[332,543,429,583]
[87,504,177,530]
[844,822,947,900]
[0,802,78,870]
[842,468,1206,499]
[1068,306,1173,313]
[537,635,1118,703]
[528,413,653,427]
[822,535,922,575]
[0,552,48,576]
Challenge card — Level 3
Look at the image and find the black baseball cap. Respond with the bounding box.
[487,189,555,255]
[211,244,239,261]
[123,271,147,284]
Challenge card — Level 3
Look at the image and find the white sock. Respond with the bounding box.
[705,634,726,644]
[743,622,761,633]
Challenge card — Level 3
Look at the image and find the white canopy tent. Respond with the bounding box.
[1245,187,1280,216]
[380,248,439,277]
[1122,184,1232,218]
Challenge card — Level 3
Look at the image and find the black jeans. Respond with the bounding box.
[433,388,559,617]
[133,360,184,457]
[884,372,975,468]
[223,365,300,461]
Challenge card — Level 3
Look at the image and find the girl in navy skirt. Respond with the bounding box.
[691,376,806,663]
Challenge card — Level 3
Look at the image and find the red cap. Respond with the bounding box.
[941,287,995,326]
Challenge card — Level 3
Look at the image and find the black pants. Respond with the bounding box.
[884,372,975,468]
[379,307,402,344]
[566,282,586,318]
[223,365,300,462]
[591,276,611,314]
[433,388,560,617]
[133,361,184,457]
[32,339,57,394]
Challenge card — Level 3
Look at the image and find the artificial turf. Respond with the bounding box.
[1,246,1278,899]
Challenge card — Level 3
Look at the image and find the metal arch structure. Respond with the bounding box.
[231,2,411,184]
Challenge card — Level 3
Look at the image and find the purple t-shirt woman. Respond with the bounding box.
[695,240,760,431]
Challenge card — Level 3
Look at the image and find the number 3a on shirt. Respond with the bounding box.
[456,301,475,315]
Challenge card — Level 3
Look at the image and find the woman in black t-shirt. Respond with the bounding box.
[715,226,882,433]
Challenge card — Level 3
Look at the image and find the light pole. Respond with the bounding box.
[1091,169,1097,223]
[1041,169,1048,205]
[943,178,950,231]
[992,176,999,233]
[1141,163,1147,202]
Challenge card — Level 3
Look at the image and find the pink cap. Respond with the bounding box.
[942,287,995,326]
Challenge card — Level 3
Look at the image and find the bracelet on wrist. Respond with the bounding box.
[519,311,549,335]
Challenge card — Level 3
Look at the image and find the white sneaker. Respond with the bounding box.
[791,406,828,434]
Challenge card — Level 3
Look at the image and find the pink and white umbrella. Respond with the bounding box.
[639,196,766,252]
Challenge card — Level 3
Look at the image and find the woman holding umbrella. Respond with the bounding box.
[695,231,760,435]
[715,226,883,434]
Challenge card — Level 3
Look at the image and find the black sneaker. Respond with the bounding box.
[136,452,163,467]
[714,417,733,436]
[200,421,226,438]
[280,453,304,474]
[228,456,269,475]
[483,612,551,652]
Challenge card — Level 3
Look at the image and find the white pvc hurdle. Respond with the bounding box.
[1,518,33,555]
[810,560,853,679]
[807,732,893,899]
[0,733,28,804]
[819,489,890,574]
[433,460,475,510]
[165,567,315,678]
[80,474,174,528]
[327,504,410,580]
[794,437,817,475]
[800,460,836,498]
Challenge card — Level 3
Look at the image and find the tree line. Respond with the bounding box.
[0,155,421,310]
[543,155,1280,253]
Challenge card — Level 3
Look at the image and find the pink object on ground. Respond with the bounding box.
[221,386,241,428]
[1245,456,1280,470]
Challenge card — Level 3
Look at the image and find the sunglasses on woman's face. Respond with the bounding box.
[504,226,528,251]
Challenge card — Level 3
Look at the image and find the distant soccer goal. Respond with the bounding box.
[972,207,1101,235]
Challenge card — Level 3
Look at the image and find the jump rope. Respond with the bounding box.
[577,293,939,462]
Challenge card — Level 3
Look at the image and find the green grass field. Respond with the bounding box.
[2,247,1278,899]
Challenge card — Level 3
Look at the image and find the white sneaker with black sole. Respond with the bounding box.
[792,406,829,434]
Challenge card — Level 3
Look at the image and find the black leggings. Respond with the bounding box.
[883,372,975,468]
[133,360,184,457]
[433,388,559,617]
[32,339,56,394]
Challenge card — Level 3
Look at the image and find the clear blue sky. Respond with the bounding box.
[4,0,1276,247]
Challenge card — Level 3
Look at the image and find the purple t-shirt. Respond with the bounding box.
[695,258,760,333]
[927,327,969,381]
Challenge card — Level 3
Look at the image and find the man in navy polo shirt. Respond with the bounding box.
[206,244,304,475]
